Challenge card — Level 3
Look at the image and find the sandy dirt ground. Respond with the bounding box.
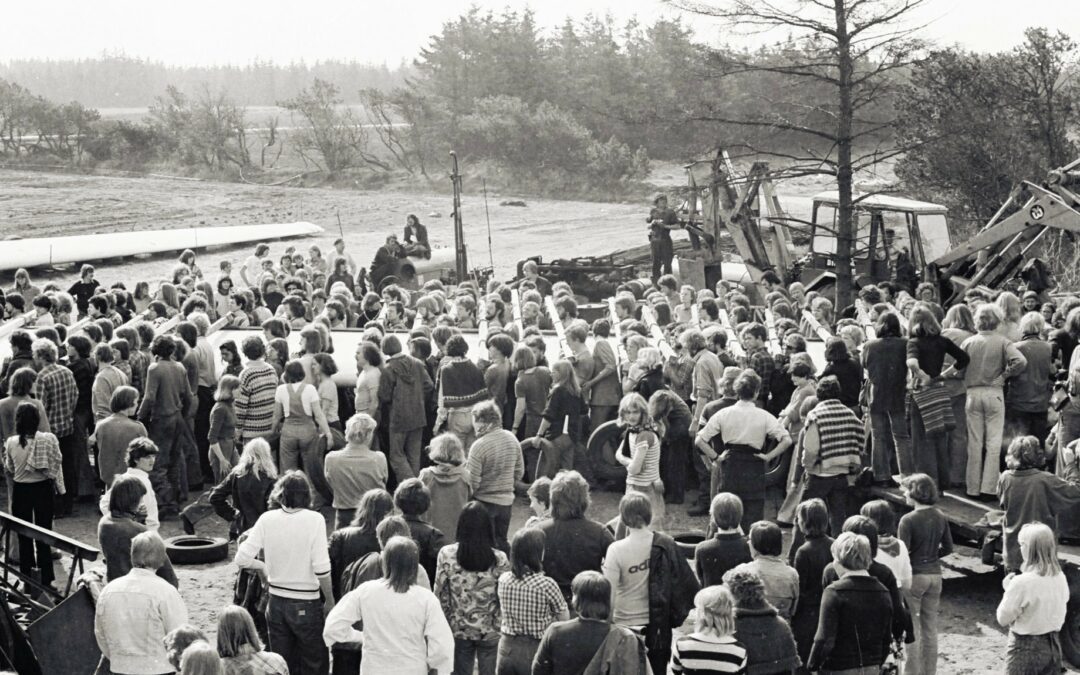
[0,167,1015,673]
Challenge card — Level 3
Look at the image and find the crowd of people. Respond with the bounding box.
[0,233,1078,675]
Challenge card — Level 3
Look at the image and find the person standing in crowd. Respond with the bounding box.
[532,572,628,675]
[731,521,799,621]
[91,342,129,423]
[669,585,748,675]
[496,528,569,675]
[353,340,382,424]
[95,386,146,489]
[379,334,434,481]
[95,532,188,675]
[696,371,792,531]
[234,336,278,446]
[324,412,386,530]
[605,491,699,674]
[435,334,489,451]
[799,375,864,537]
[235,471,333,675]
[329,488,394,600]
[740,323,776,409]
[67,264,100,318]
[434,502,511,675]
[961,303,1027,499]
[723,568,801,675]
[511,344,550,446]
[863,311,912,483]
[694,492,751,586]
[538,471,614,603]
[4,401,64,589]
[907,304,971,488]
[97,474,177,585]
[614,392,666,529]
[0,367,50,506]
[648,388,693,506]
[137,334,192,520]
[584,319,622,436]
[647,194,679,280]
[533,359,587,479]
[326,238,357,280]
[466,400,524,552]
[32,338,79,516]
[789,498,833,667]
[208,438,277,538]
[996,522,1069,674]
[419,433,471,543]
[324,536,455,675]
[205,374,240,484]
[941,304,976,486]
[395,478,447,585]
[270,360,333,508]
[1005,312,1053,445]
[899,473,953,675]
[684,328,723,517]
[215,605,288,675]
[996,436,1080,573]
[862,499,913,591]
[806,532,894,674]
[0,330,35,397]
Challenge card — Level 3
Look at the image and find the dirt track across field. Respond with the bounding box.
[0,167,1010,673]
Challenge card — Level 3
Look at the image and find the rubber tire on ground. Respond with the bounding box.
[672,532,706,562]
[587,420,627,483]
[164,535,230,565]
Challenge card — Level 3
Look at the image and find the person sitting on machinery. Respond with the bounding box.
[403,214,431,259]
[370,234,408,289]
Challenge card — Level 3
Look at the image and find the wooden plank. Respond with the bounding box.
[0,511,98,561]
[476,320,488,364]
[0,316,28,339]
[763,308,783,355]
[607,298,629,368]
[801,309,833,342]
[544,297,572,359]
[510,289,524,335]
[884,302,909,332]
[640,306,675,359]
[717,309,745,359]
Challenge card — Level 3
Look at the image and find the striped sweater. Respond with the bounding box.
[803,399,864,475]
[235,360,279,439]
[671,633,748,674]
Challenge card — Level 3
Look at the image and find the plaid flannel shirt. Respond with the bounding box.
[497,570,568,639]
[3,432,65,494]
[35,364,78,438]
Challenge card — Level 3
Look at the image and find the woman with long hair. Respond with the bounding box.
[670,585,747,674]
[534,359,586,479]
[628,347,666,399]
[11,268,40,305]
[216,605,287,674]
[324,536,455,674]
[328,488,394,600]
[615,392,665,529]
[132,281,152,315]
[648,388,692,506]
[158,282,182,318]
[434,502,511,675]
[997,291,1023,342]
[218,340,243,378]
[997,522,1069,674]
[208,438,277,539]
[906,304,970,486]
[941,303,976,484]
[3,401,64,588]
[98,473,178,585]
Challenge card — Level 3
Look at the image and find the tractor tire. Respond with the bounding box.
[164,536,229,565]
[587,420,627,485]
[377,275,401,293]
[673,532,706,562]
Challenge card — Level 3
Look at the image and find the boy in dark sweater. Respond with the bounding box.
[695,492,753,586]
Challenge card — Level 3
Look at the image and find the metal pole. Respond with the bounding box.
[482,178,495,270]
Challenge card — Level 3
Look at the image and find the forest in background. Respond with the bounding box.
[0,8,1076,210]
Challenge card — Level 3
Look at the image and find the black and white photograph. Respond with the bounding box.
[0,0,1078,673]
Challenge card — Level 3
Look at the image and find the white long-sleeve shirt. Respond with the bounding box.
[997,569,1068,635]
[324,579,454,675]
[235,507,331,600]
[99,467,158,532]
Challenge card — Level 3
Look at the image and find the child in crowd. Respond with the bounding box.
[731,521,799,620]
[207,375,240,483]
[418,433,472,543]
[670,585,748,674]
[524,477,552,529]
[394,478,447,584]
[694,492,752,587]
[862,498,913,590]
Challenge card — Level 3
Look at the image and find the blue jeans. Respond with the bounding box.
[454,637,498,675]
[496,635,540,675]
[266,595,328,675]
[904,573,942,675]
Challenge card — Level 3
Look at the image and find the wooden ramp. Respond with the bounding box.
[0,222,324,271]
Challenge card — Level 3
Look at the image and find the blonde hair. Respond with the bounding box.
[234,438,278,480]
[1020,522,1061,576]
[636,346,663,371]
[214,374,241,402]
[179,640,223,675]
[618,392,651,427]
[550,359,581,398]
[694,585,736,637]
[345,413,377,446]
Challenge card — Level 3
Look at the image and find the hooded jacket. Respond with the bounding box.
[418,463,472,543]
[378,353,433,432]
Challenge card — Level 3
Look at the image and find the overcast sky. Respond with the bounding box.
[7,0,1078,66]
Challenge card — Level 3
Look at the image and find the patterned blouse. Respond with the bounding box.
[433,543,511,640]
